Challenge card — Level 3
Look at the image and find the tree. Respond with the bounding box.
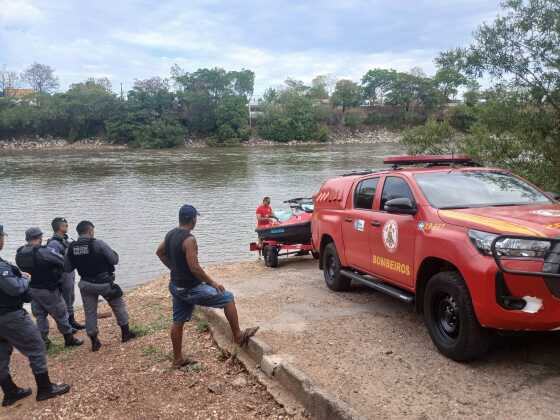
[331,79,362,112]
[308,75,330,100]
[361,68,398,105]
[457,0,560,112]
[0,66,18,95]
[21,62,59,93]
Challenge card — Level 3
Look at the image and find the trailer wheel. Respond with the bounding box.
[322,243,350,291]
[424,271,491,362]
[264,246,279,268]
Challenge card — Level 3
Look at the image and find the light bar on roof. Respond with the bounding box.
[383,155,474,166]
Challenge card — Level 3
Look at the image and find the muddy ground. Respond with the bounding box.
[208,258,560,420]
[1,275,303,420]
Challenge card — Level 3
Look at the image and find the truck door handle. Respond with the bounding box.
[371,221,381,227]
[345,217,353,223]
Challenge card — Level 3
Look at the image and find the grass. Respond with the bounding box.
[141,345,170,363]
[46,338,75,358]
[196,319,209,333]
[131,314,169,337]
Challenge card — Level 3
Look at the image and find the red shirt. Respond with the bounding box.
[256,205,273,226]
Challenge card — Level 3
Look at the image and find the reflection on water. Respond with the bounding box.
[0,143,402,290]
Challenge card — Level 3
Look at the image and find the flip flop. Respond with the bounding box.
[239,326,259,347]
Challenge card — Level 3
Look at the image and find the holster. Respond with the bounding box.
[103,283,123,302]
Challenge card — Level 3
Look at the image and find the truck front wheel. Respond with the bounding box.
[424,271,491,362]
[322,243,351,291]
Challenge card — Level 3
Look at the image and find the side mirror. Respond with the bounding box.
[546,191,560,201]
[384,198,417,215]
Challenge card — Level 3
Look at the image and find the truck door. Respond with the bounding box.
[341,177,380,272]
[368,176,417,288]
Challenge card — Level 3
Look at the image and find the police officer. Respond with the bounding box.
[0,225,70,405]
[15,227,83,349]
[65,221,136,352]
[46,217,84,331]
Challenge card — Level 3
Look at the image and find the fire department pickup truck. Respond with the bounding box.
[312,155,560,361]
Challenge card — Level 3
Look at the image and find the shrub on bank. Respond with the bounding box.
[130,118,185,149]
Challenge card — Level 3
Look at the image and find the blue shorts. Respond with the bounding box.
[169,282,235,323]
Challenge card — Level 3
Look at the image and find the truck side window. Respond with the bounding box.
[354,178,379,209]
[380,177,415,210]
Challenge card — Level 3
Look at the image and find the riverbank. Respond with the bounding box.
[7,259,560,419]
[0,127,401,151]
[4,272,304,420]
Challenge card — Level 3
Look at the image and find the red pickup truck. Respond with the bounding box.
[312,155,560,361]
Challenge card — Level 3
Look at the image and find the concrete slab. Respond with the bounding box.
[206,258,560,420]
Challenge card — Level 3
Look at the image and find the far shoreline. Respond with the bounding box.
[0,126,402,152]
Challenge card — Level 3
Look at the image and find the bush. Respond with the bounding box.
[343,111,363,129]
[448,105,477,132]
[257,92,321,142]
[401,119,457,155]
[131,118,185,149]
[316,125,329,142]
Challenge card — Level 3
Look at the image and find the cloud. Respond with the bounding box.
[0,0,44,27]
[0,0,502,95]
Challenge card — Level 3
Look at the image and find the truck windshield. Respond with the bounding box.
[414,171,552,209]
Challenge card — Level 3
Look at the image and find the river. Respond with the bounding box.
[0,143,402,290]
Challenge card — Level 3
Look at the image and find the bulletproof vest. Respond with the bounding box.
[68,237,114,281]
[47,235,69,254]
[15,245,61,290]
[164,228,201,289]
[0,258,25,315]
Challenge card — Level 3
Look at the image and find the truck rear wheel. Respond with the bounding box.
[424,271,491,362]
[322,243,351,291]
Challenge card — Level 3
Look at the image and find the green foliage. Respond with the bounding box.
[317,125,329,142]
[331,79,362,112]
[430,0,560,190]
[361,68,398,105]
[132,118,185,149]
[401,119,458,155]
[343,110,363,129]
[257,87,324,142]
[448,105,477,132]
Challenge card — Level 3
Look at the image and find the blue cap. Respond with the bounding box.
[0,225,6,236]
[179,204,200,220]
[25,227,43,241]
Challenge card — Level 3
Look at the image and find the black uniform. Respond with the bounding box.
[15,245,74,341]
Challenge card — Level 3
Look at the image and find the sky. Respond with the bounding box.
[0,0,501,96]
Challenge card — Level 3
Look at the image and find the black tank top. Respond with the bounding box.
[164,228,201,289]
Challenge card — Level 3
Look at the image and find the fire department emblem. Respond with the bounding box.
[532,209,560,217]
[382,220,398,253]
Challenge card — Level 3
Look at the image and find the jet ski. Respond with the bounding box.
[255,198,313,245]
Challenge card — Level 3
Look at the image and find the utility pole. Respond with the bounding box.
[120,82,123,101]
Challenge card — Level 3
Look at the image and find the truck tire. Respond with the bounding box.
[322,243,351,291]
[264,246,279,268]
[424,271,491,362]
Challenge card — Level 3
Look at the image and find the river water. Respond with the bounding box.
[0,143,402,290]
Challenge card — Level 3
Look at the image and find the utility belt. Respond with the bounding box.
[82,272,115,284]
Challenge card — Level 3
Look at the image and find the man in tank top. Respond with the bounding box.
[156,204,259,368]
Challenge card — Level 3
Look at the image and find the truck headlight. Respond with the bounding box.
[468,229,551,257]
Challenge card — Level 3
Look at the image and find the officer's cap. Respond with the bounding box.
[25,227,43,241]
[0,225,6,237]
